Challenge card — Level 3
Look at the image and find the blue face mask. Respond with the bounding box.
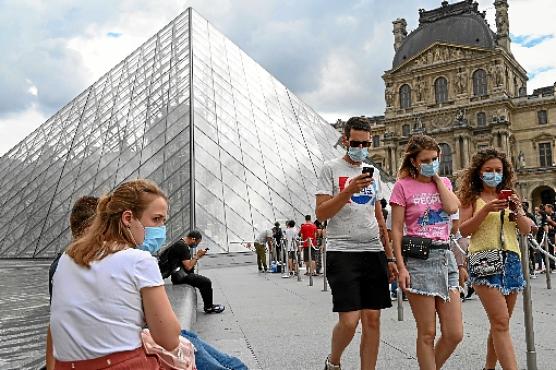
[138,225,167,254]
[419,159,439,177]
[481,171,503,188]
[347,147,368,162]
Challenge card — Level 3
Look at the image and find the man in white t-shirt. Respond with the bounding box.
[284,220,300,276]
[316,117,398,370]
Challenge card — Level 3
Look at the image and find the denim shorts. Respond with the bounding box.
[405,249,460,301]
[469,251,526,295]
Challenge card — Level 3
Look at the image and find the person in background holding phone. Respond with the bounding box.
[316,116,397,370]
[390,135,462,370]
[457,148,533,370]
[168,230,225,314]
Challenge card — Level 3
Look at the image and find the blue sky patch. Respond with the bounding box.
[106,32,123,38]
[511,33,554,48]
[528,66,555,79]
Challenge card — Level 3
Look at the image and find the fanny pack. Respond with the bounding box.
[468,211,506,277]
[402,236,432,260]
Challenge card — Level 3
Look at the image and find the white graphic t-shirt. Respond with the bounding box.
[316,157,383,252]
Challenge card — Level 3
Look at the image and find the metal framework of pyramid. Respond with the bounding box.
[0,8,344,258]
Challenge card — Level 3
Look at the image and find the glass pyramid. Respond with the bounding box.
[0,8,344,258]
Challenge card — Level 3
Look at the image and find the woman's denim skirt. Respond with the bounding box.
[469,251,526,295]
[405,249,460,301]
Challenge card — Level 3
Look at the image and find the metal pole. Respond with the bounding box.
[543,233,552,289]
[297,242,302,281]
[308,238,313,286]
[520,234,538,370]
[282,239,289,278]
[397,287,404,321]
[322,237,328,292]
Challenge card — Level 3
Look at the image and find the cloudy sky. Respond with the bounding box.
[0,0,555,156]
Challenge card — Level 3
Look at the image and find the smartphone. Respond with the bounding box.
[498,190,513,200]
[362,167,374,178]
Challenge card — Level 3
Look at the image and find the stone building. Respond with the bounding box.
[362,0,555,206]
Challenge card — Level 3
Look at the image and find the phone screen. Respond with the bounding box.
[362,167,374,178]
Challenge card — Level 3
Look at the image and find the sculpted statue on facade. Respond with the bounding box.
[456,68,467,94]
[416,77,426,101]
[385,83,395,107]
[494,61,504,87]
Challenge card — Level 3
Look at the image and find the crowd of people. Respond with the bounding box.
[40,112,554,370]
[317,116,549,370]
[252,215,326,277]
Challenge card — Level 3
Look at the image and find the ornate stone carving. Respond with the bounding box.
[494,61,504,87]
[416,77,426,102]
[456,68,467,94]
[385,83,395,107]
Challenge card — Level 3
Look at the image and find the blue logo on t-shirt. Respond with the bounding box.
[351,184,376,205]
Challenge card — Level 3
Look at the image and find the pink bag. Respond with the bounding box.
[141,329,196,370]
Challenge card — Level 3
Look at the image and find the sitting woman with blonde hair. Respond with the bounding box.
[50,179,181,369]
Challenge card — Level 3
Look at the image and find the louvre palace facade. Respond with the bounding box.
[354,0,555,206]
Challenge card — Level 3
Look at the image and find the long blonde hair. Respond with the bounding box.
[66,179,167,267]
[398,134,440,179]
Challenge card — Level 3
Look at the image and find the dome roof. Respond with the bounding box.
[393,10,496,68]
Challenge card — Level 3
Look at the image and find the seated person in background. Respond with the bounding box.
[45,196,99,370]
[168,230,225,314]
[50,179,181,368]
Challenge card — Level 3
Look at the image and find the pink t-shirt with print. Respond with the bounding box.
[389,177,453,241]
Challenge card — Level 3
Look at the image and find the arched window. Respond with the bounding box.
[435,77,448,104]
[399,84,411,108]
[439,143,452,176]
[477,112,487,127]
[473,69,488,96]
[402,124,410,137]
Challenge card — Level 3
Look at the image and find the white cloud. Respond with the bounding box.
[1,0,555,157]
[0,104,47,156]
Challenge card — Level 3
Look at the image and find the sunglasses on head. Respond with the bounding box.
[349,140,371,148]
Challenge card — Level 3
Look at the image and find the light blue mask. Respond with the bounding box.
[138,225,167,254]
[482,171,503,188]
[419,159,439,177]
[347,147,368,162]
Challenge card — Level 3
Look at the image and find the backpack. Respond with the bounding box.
[157,246,174,279]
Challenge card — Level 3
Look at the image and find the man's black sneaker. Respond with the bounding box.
[204,304,225,314]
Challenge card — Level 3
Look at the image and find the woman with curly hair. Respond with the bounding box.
[457,148,533,370]
[390,135,462,370]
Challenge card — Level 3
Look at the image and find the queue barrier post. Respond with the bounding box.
[297,241,302,281]
[543,233,552,289]
[322,237,328,292]
[308,238,314,286]
[397,287,404,321]
[520,234,538,370]
[281,238,289,278]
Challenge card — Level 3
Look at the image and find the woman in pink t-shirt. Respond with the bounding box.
[390,135,462,370]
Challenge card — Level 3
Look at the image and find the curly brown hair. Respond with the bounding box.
[398,134,440,179]
[456,148,516,207]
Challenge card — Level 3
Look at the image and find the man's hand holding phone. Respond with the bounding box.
[342,167,374,196]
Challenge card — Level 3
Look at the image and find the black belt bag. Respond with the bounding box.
[402,236,432,260]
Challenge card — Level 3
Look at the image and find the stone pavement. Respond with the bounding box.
[195,257,556,370]
[1,256,555,370]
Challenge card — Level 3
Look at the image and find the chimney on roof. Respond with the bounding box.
[392,18,407,51]
[494,0,511,52]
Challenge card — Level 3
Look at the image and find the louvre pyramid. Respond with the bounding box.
[0,8,345,258]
